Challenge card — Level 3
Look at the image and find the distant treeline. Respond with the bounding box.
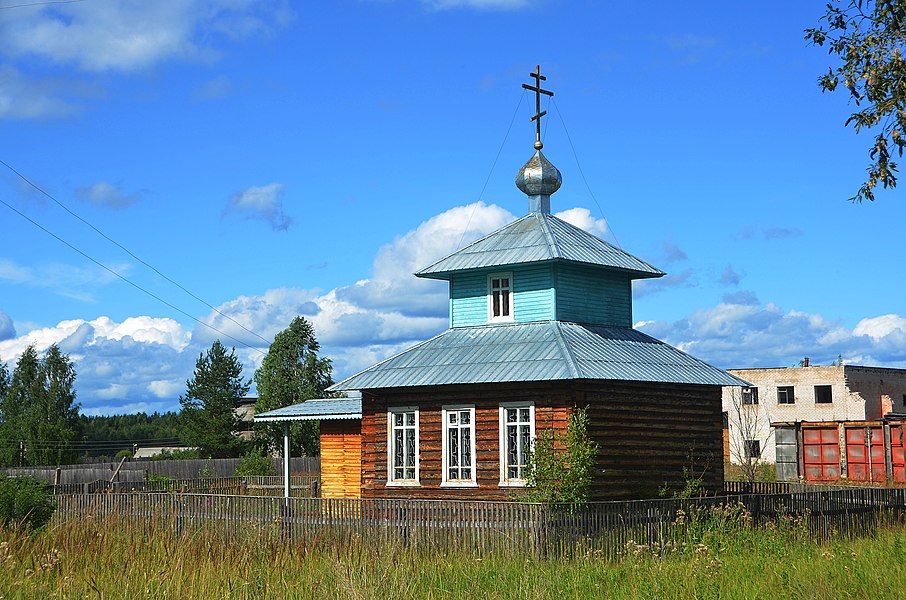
[78,412,182,456]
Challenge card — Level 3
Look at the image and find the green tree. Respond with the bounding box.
[0,475,55,531]
[0,360,9,405]
[179,341,250,458]
[523,407,599,504]
[254,317,333,456]
[0,345,81,467]
[807,1,906,201]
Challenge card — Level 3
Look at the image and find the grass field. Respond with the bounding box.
[1,513,905,599]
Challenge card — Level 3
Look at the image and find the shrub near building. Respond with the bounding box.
[0,475,55,531]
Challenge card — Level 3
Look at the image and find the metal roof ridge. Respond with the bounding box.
[415,213,536,277]
[328,329,453,391]
[551,321,582,379]
[545,213,666,277]
[537,211,562,259]
[625,327,751,386]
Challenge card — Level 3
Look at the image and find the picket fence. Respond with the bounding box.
[52,486,906,558]
[4,456,321,485]
[47,475,321,497]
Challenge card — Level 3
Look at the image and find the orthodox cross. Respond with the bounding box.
[522,65,553,150]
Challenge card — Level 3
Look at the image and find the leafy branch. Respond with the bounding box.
[806,0,906,201]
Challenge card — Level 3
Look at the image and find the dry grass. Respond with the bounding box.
[1,515,905,599]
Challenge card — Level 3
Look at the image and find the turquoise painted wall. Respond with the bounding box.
[450,265,554,327]
[449,262,633,328]
[450,271,487,327]
[554,263,632,326]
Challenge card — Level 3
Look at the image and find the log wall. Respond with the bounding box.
[320,419,362,499]
[360,380,724,500]
[361,383,571,500]
[580,381,724,499]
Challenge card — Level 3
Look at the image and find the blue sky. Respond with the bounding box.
[1,0,905,415]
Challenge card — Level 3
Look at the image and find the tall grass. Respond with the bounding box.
[1,509,905,599]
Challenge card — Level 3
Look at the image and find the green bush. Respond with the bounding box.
[234,451,275,477]
[150,448,201,461]
[0,475,55,531]
[523,407,598,504]
[114,449,133,459]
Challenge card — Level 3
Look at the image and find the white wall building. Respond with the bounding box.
[722,365,906,464]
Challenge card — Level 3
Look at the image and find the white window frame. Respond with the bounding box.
[386,406,420,487]
[498,402,535,487]
[487,272,514,323]
[814,385,833,404]
[441,405,478,487]
[777,386,795,405]
[741,387,759,405]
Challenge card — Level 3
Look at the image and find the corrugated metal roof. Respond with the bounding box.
[416,212,664,279]
[330,322,749,391]
[254,397,362,422]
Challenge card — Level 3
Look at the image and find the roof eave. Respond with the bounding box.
[254,413,361,422]
[416,258,666,280]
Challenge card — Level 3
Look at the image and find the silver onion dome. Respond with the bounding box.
[515,149,562,213]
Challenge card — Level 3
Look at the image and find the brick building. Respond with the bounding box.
[722,364,906,465]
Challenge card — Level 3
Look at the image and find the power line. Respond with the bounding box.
[455,88,526,250]
[0,159,273,347]
[0,195,267,357]
[550,97,623,250]
[0,0,87,9]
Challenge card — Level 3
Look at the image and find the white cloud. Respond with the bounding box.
[0,315,190,360]
[554,207,608,236]
[0,1,292,72]
[0,66,78,119]
[0,259,30,284]
[201,201,516,376]
[637,296,906,369]
[149,379,183,398]
[336,201,513,316]
[0,310,14,341]
[420,0,534,9]
[75,182,140,208]
[225,183,293,230]
[853,314,906,340]
[0,258,131,303]
[0,1,292,119]
[0,315,196,413]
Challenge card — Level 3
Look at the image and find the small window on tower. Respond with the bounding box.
[488,273,514,321]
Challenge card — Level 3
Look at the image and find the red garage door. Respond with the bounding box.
[890,425,905,485]
[845,426,885,483]
[803,428,841,481]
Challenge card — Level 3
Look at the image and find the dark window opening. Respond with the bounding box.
[742,387,759,405]
[744,439,761,459]
[777,386,795,405]
[815,385,833,404]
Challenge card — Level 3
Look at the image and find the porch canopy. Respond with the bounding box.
[253,396,362,500]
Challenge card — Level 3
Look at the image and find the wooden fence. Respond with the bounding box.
[52,487,906,558]
[723,480,884,494]
[46,475,322,497]
[4,456,321,484]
